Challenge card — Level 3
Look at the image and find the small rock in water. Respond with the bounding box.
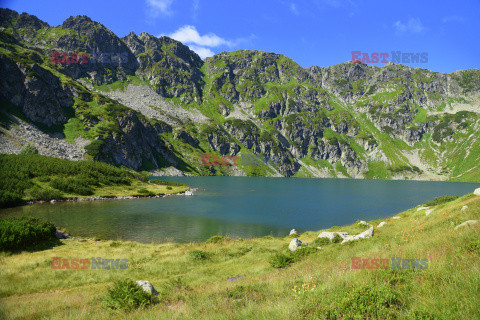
[136,281,159,295]
[185,190,193,196]
[288,238,308,251]
[289,229,298,236]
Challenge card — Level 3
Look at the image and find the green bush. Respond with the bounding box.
[190,250,208,260]
[0,190,23,208]
[206,235,230,244]
[85,140,104,157]
[50,177,94,196]
[136,188,154,196]
[102,279,158,312]
[425,195,459,207]
[312,237,331,246]
[321,284,402,319]
[0,154,145,207]
[269,253,293,268]
[19,144,38,155]
[0,217,56,251]
[290,247,318,262]
[150,179,187,187]
[166,186,172,190]
[24,185,62,201]
[332,234,342,243]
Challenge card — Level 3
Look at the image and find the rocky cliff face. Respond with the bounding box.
[1,9,480,181]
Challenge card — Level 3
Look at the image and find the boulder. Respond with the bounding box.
[474,188,480,196]
[392,216,400,220]
[454,220,479,230]
[425,209,434,216]
[377,221,386,228]
[417,206,430,211]
[358,220,371,227]
[136,281,158,295]
[289,229,298,236]
[317,231,336,242]
[461,205,468,212]
[288,238,308,251]
[341,227,374,244]
[184,190,193,196]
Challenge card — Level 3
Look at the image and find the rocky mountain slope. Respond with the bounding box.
[1,8,480,181]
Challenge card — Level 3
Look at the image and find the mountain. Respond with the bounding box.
[1,8,480,181]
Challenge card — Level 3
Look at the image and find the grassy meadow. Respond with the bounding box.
[0,192,479,319]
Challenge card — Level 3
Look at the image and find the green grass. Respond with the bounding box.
[0,154,189,207]
[0,193,479,319]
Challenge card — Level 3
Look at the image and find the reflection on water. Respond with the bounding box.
[1,177,478,243]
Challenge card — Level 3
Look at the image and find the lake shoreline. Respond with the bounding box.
[2,188,196,210]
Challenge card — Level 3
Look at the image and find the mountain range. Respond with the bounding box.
[1,8,480,181]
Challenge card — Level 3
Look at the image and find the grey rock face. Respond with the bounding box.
[288,238,308,251]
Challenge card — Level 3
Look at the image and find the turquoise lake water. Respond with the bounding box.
[0,177,478,243]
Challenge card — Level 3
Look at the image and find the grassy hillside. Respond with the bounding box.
[0,154,190,208]
[0,192,479,319]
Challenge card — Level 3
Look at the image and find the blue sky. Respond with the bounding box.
[2,0,479,73]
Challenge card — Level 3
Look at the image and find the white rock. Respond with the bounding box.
[136,281,158,295]
[461,205,468,212]
[341,227,374,244]
[336,232,350,239]
[288,238,308,251]
[454,220,479,230]
[358,220,371,227]
[185,190,193,196]
[377,221,387,228]
[417,206,430,211]
[474,188,480,196]
[317,232,336,241]
[425,209,434,216]
[289,229,298,236]
[392,216,401,220]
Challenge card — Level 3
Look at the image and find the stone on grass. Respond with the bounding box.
[317,232,336,242]
[454,220,479,230]
[392,216,400,220]
[474,188,480,196]
[341,227,374,244]
[417,206,429,211]
[289,238,308,251]
[289,229,298,236]
[359,220,371,227]
[425,209,434,216]
[136,281,158,295]
[461,205,468,212]
[227,275,244,282]
[377,221,387,228]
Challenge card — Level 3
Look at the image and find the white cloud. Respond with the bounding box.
[146,0,174,16]
[442,15,465,23]
[188,45,215,59]
[394,18,426,34]
[169,25,232,47]
[165,25,255,59]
